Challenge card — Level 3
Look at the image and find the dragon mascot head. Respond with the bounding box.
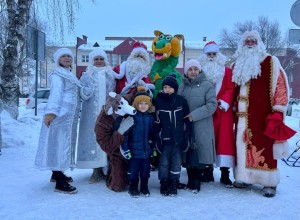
[149,30,184,97]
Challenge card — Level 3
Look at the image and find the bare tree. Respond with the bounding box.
[219,16,284,58]
[0,0,95,119]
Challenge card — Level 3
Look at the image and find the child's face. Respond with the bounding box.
[138,101,150,112]
[163,85,175,94]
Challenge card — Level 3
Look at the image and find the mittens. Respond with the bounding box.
[119,146,132,160]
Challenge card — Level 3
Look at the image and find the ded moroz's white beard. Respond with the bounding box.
[126,57,150,81]
[199,53,226,85]
[232,46,267,86]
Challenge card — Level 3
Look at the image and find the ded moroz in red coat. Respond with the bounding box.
[213,66,236,168]
[113,65,152,94]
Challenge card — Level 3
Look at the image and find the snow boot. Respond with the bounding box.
[140,178,150,197]
[169,180,178,196]
[185,168,195,190]
[220,167,233,188]
[128,179,140,198]
[202,166,214,182]
[50,171,73,183]
[192,169,202,194]
[89,168,102,184]
[160,179,169,196]
[54,171,77,194]
[263,187,276,198]
[233,181,251,188]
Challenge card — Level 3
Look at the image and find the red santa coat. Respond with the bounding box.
[233,55,295,187]
[113,65,152,94]
[213,67,236,168]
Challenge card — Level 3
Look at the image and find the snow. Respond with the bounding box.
[0,101,300,220]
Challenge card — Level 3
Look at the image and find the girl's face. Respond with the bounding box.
[138,101,150,113]
[163,85,175,94]
[59,54,72,68]
[93,56,105,67]
[187,66,200,79]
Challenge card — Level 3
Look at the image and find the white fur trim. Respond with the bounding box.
[53,48,74,66]
[273,142,290,160]
[204,44,219,53]
[234,86,280,187]
[131,47,147,54]
[273,105,287,113]
[215,155,235,167]
[113,62,126,79]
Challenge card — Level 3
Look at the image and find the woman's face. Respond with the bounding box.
[93,56,105,67]
[187,66,200,79]
[59,54,72,68]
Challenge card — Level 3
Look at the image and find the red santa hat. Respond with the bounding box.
[203,41,219,54]
[131,41,147,54]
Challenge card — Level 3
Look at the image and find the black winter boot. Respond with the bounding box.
[192,169,202,194]
[50,171,73,183]
[185,168,195,190]
[54,171,77,194]
[140,178,150,197]
[160,179,169,196]
[202,166,214,182]
[220,167,233,188]
[128,179,140,198]
[169,180,179,196]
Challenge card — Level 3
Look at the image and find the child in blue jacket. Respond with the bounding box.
[121,86,155,197]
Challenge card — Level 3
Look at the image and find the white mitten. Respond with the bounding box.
[117,117,134,135]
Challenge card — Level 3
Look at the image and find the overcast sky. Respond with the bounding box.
[61,0,298,43]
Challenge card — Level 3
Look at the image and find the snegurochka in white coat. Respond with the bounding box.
[35,48,94,194]
[76,48,117,183]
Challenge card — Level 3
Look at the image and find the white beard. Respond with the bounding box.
[232,47,266,85]
[199,55,225,85]
[126,58,150,81]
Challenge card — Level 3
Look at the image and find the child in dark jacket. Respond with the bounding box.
[154,74,190,196]
[121,86,155,197]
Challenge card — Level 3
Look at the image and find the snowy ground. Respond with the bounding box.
[0,102,299,220]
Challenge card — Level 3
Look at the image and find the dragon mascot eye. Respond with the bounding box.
[149,30,184,97]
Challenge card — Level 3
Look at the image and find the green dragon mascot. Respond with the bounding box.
[150,30,184,97]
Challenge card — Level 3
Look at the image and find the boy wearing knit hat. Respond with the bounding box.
[154,74,190,196]
[120,86,155,197]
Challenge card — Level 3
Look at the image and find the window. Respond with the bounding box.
[82,55,89,63]
[121,54,128,63]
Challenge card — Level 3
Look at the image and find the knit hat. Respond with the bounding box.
[162,73,179,92]
[133,86,152,109]
[184,59,202,75]
[203,41,219,54]
[53,48,74,66]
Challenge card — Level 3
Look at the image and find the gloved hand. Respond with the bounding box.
[137,79,147,88]
[44,113,56,127]
[117,117,134,135]
[119,146,132,160]
[82,87,93,96]
[79,73,91,87]
[152,149,157,157]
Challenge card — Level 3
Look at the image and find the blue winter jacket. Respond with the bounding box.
[121,111,155,159]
